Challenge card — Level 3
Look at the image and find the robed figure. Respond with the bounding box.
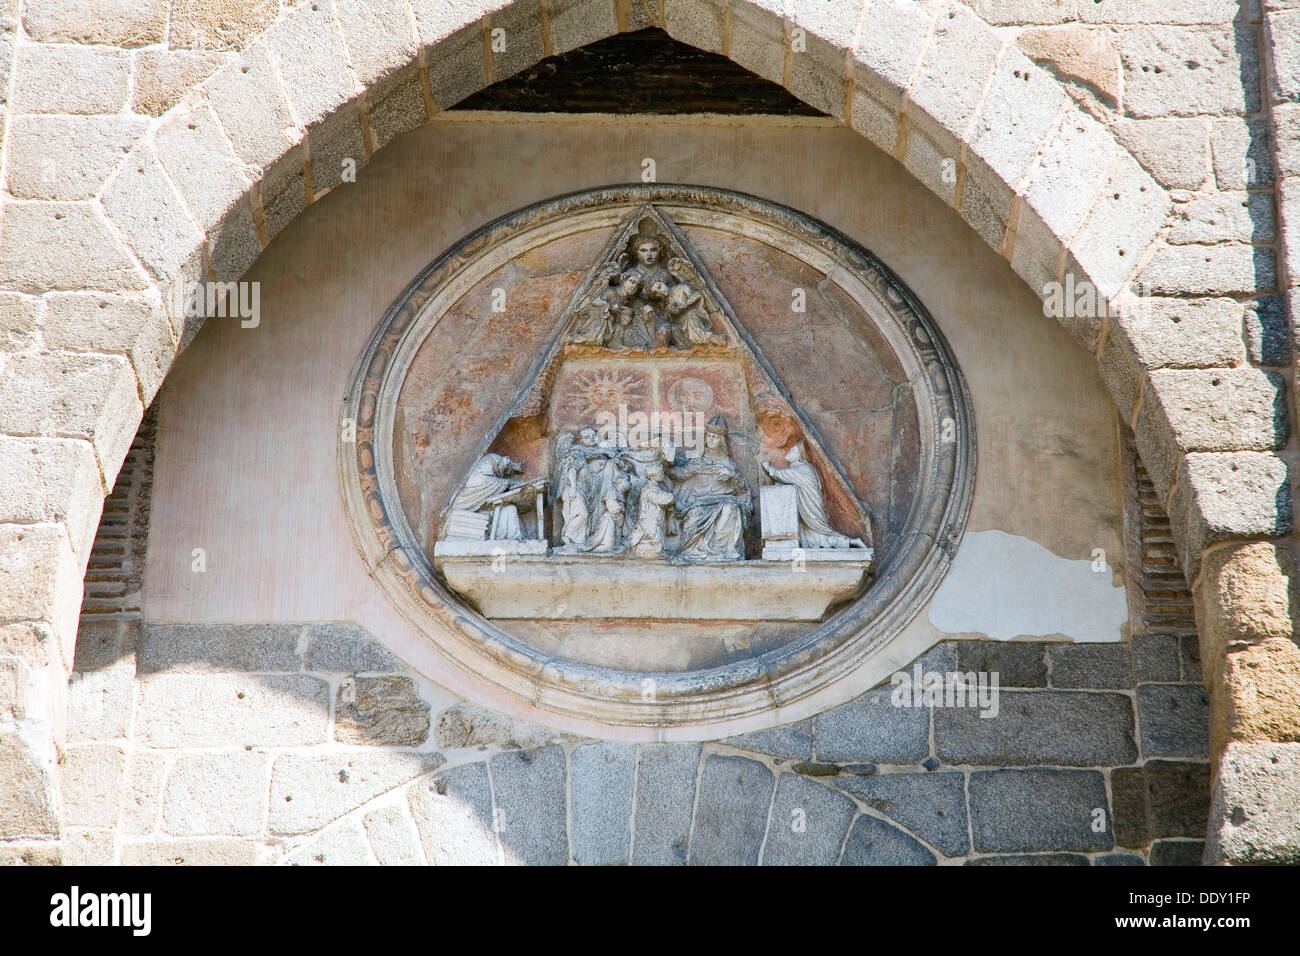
[449,453,527,540]
[668,415,750,561]
[556,428,609,550]
[762,442,866,550]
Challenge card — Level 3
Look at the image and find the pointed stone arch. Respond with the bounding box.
[0,0,1292,861]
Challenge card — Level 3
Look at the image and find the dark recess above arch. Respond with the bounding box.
[454,27,825,115]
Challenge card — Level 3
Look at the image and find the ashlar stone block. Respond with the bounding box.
[762,772,855,866]
[490,746,568,865]
[169,0,277,52]
[411,0,485,51]
[972,0,1075,25]
[160,750,267,836]
[1115,118,1210,191]
[307,622,401,672]
[548,0,618,56]
[0,202,148,294]
[43,292,178,406]
[1138,242,1275,297]
[1016,24,1120,105]
[1081,0,1242,22]
[11,45,130,114]
[262,0,360,130]
[25,0,167,46]
[1168,451,1290,577]
[905,3,1003,146]
[135,673,330,748]
[632,743,699,865]
[366,69,428,152]
[935,690,1137,766]
[1118,25,1259,118]
[131,49,227,117]
[334,0,419,95]
[407,762,498,865]
[1138,368,1288,503]
[1138,683,1210,758]
[204,41,304,175]
[484,0,546,84]
[664,0,726,58]
[1210,117,1273,189]
[1111,297,1246,370]
[689,754,775,866]
[0,437,103,558]
[363,804,425,865]
[61,743,125,828]
[154,98,254,232]
[834,770,969,856]
[850,0,935,109]
[815,684,930,764]
[570,741,635,865]
[1194,541,1297,660]
[1212,637,1300,751]
[286,820,375,865]
[1207,742,1300,864]
[1168,191,1273,245]
[101,144,206,284]
[0,351,142,487]
[1022,110,1117,242]
[421,18,489,108]
[269,750,444,835]
[969,769,1112,853]
[1066,153,1167,300]
[120,838,262,865]
[966,49,1066,196]
[727,0,785,86]
[0,526,81,664]
[0,732,59,839]
[5,115,148,202]
[1265,10,1300,103]
[840,813,936,865]
[334,676,431,746]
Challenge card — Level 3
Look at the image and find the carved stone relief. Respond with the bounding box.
[340,186,974,730]
[429,203,874,624]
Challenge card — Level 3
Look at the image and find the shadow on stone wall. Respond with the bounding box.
[60,620,1211,865]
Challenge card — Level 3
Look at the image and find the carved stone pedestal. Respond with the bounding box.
[760,546,876,564]
[434,553,871,620]
[432,539,548,558]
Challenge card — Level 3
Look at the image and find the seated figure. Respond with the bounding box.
[448,453,527,540]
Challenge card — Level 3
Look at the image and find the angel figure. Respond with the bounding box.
[665,257,726,348]
[607,271,653,350]
[665,283,726,347]
[586,459,632,553]
[643,276,673,348]
[570,294,614,346]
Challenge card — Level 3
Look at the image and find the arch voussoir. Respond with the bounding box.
[547,0,621,55]
[100,141,206,288]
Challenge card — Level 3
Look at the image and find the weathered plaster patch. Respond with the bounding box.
[928,530,1126,644]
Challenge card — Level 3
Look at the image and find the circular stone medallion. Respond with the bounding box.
[341,185,974,735]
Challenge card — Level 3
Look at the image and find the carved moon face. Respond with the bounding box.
[667,376,714,414]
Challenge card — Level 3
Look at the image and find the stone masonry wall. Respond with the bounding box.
[58,622,1210,865]
[0,0,1295,862]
